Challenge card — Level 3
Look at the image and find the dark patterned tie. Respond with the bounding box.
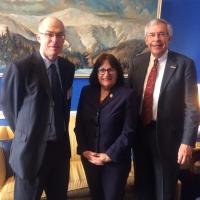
[48,64,64,139]
[141,59,158,126]
[48,64,60,91]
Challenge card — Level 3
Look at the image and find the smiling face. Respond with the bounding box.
[145,22,171,58]
[36,17,65,61]
[97,59,117,91]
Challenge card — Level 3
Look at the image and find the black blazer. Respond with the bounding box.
[1,51,75,179]
[128,51,199,162]
[74,85,137,162]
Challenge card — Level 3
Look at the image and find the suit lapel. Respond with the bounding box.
[136,53,150,103]
[57,58,65,95]
[160,51,177,94]
[100,86,121,109]
[139,57,150,89]
[33,52,51,98]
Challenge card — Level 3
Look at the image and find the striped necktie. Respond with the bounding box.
[141,58,158,126]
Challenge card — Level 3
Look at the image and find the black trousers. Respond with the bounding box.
[81,156,131,200]
[133,122,179,200]
[14,141,70,200]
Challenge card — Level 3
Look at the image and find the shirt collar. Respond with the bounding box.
[39,50,58,69]
[150,50,168,64]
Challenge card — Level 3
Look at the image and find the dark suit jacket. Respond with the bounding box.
[128,51,199,162]
[1,51,75,179]
[74,85,137,162]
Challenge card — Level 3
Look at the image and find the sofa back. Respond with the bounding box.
[0,127,14,140]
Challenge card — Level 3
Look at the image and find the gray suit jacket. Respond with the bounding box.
[128,50,199,162]
[1,51,75,179]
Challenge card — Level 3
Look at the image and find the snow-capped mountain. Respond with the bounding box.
[0,0,157,67]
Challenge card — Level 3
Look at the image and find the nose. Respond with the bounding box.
[103,70,112,76]
[154,34,160,40]
[51,35,58,42]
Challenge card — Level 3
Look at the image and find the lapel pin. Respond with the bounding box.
[170,65,176,69]
[109,93,113,98]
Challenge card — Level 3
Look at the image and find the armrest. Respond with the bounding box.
[0,148,6,189]
[6,127,14,139]
[190,148,200,174]
[192,161,200,174]
[180,148,200,172]
[0,126,14,140]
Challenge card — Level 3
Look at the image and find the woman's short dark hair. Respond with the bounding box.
[89,53,124,88]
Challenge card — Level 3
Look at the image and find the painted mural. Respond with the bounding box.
[0,0,161,74]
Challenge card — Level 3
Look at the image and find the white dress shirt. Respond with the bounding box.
[142,50,168,120]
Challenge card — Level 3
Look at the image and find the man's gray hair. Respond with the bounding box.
[144,18,173,37]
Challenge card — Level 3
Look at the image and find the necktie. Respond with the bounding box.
[48,64,64,139]
[141,59,158,126]
[48,64,61,96]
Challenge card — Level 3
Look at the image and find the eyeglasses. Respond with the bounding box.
[39,32,65,39]
[147,32,169,38]
[98,67,116,75]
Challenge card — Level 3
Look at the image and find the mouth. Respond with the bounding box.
[49,46,61,50]
[152,43,165,49]
[102,77,112,81]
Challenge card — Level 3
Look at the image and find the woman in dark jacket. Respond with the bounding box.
[74,53,137,200]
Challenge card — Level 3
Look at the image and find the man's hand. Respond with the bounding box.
[177,144,192,165]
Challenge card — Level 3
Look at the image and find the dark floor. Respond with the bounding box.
[66,186,137,200]
[179,169,200,200]
[41,186,137,200]
[42,172,200,200]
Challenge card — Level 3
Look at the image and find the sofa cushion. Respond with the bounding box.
[0,176,14,200]
[0,140,13,178]
[127,163,134,186]
[68,159,88,191]
[0,148,6,189]
[69,112,80,161]
[68,112,88,191]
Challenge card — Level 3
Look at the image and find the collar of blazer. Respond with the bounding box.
[136,51,178,98]
[99,85,122,109]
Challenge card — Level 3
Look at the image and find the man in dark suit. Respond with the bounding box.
[128,18,199,200]
[1,17,75,200]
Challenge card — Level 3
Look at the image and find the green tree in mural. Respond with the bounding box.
[0,27,39,66]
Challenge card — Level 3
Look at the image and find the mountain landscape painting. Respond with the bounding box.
[0,0,161,75]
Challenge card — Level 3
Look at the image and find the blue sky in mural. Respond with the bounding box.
[73,0,157,17]
[0,0,158,18]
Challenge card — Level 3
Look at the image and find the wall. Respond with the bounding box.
[1,0,200,124]
[161,0,200,82]
[71,77,89,111]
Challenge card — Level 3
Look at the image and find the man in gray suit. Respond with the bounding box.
[128,18,199,200]
[1,17,75,200]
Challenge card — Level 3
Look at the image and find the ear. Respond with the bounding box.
[36,34,41,43]
[144,37,148,45]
